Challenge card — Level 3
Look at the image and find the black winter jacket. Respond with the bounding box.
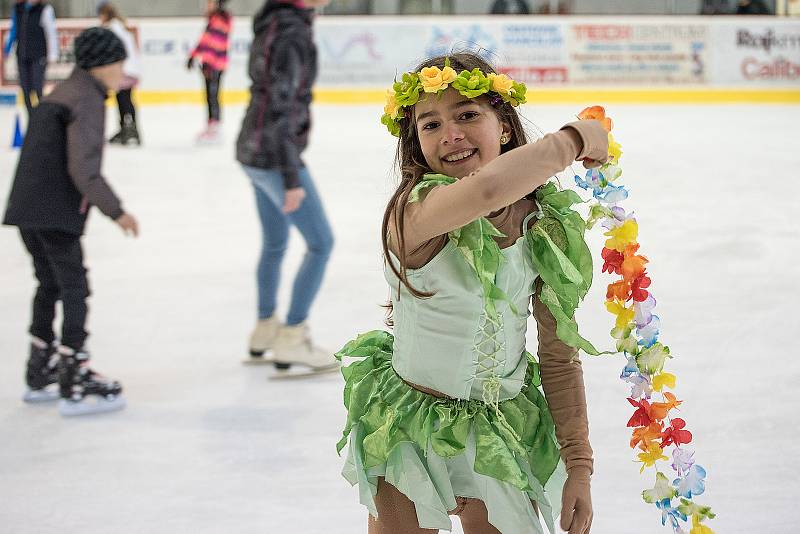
[235,1,317,190]
[3,68,122,235]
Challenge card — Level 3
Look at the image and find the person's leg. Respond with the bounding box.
[282,168,334,326]
[117,88,140,145]
[242,166,290,321]
[116,89,133,128]
[30,57,46,108]
[208,70,222,122]
[203,70,213,123]
[19,229,59,345]
[369,478,438,534]
[18,58,34,115]
[37,231,90,351]
[456,498,502,534]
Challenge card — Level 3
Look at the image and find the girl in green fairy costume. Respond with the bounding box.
[336,53,609,534]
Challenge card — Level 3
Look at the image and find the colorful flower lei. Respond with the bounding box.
[381,59,528,137]
[576,106,716,533]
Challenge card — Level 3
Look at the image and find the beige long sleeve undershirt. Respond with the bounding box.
[387,120,607,476]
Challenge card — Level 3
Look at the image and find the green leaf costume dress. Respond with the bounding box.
[337,175,597,534]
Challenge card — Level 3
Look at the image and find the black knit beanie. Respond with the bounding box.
[74,27,127,69]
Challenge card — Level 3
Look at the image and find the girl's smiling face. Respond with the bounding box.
[414,88,511,178]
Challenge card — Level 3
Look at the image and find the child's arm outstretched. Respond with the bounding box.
[66,97,138,237]
[533,278,593,534]
[400,120,608,253]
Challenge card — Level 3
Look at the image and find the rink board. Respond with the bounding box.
[0,15,798,103]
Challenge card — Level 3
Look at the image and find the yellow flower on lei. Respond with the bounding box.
[604,219,638,252]
[608,132,622,162]
[690,514,715,534]
[419,65,458,93]
[652,372,676,392]
[606,298,634,329]
[637,443,668,473]
[487,73,514,95]
[383,89,402,120]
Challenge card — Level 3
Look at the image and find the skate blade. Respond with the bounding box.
[22,388,60,403]
[242,356,276,366]
[268,364,340,380]
[59,395,127,417]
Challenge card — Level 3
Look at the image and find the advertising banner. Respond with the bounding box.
[711,21,800,85]
[1,16,798,93]
[314,18,570,87]
[567,22,709,84]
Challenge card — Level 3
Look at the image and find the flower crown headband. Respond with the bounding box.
[381,58,528,137]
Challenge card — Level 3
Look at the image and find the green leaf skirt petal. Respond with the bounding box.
[337,330,568,533]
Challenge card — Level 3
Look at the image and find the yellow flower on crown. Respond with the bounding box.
[487,73,514,96]
[384,89,402,120]
[419,65,458,93]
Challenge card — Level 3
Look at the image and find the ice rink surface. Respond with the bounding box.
[0,101,798,533]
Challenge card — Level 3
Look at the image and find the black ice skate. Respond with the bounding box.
[108,130,123,144]
[23,339,60,403]
[58,347,126,416]
[109,116,141,146]
[119,115,141,146]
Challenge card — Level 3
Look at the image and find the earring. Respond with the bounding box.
[500,133,510,145]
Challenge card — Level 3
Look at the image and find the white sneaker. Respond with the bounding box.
[272,323,339,374]
[245,317,281,364]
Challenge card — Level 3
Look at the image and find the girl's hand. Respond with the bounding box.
[283,187,306,213]
[560,469,593,533]
[580,158,603,169]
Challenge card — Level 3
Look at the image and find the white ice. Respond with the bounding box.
[0,101,798,533]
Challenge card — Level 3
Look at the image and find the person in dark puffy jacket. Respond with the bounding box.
[236,0,336,375]
[3,27,137,416]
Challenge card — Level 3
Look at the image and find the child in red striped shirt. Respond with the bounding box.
[187,0,232,144]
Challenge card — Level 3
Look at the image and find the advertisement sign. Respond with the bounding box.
[315,20,423,86]
[315,19,570,87]
[711,22,800,84]
[567,22,709,84]
[498,22,569,84]
[0,17,798,92]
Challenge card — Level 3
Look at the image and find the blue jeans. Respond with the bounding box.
[242,165,334,326]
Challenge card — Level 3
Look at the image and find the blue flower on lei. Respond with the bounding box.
[674,464,707,498]
[637,315,661,347]
[575,169,629,205]
[656,498,688,530]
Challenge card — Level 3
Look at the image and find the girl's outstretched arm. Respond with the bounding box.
[400,120,608,252]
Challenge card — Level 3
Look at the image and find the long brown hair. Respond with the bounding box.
[98,3,125,24]
[381,53,531,323]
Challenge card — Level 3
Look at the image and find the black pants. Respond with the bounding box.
[19,229,90,351]
[203,68,223,122]
[18,56,47,116]
[116,88,136,126]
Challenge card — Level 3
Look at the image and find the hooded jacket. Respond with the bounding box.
[235,1,317,190]
[3,68,123,235]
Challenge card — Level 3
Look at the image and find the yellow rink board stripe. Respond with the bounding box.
[131,88,800,105]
